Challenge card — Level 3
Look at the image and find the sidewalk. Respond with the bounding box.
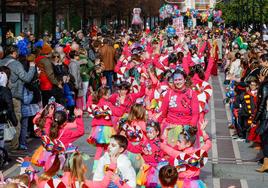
[202,73,268,188]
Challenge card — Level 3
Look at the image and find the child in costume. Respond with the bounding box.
[127,120,168,188]
[118,103,146,172]
[109,81,145,126]
[87,87,125,171]
[33,109,84,169]
[62,151,123,188]
[33,97,77,136]
[160,120,211,188]
[118,103,146,140]
[234,77,259,143]
[158,165,178,188]
[63,74,76,119]
[93,135,136,188]
[158,70,199,147]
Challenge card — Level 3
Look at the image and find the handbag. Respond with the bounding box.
[4,120,16,141]
[22,86,34,105]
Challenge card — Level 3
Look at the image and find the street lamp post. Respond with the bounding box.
[1,0,7,46]
[52,0,56,44]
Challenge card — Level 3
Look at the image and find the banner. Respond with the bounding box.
[173,16,184,38]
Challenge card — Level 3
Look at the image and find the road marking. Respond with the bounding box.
[240,179,249,188]
[218,74,243,164]
[209,79,218,164]
[3,164,18,177]
[213,178,221,188]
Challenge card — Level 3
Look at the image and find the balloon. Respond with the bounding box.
[167,26,176,37]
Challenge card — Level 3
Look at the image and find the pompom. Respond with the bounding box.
[17,38,30,56]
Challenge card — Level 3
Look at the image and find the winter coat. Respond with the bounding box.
[0,56,35,99]
[0,86,17,126]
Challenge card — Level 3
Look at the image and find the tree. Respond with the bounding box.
[216,0,268,30]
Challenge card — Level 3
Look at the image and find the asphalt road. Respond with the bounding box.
[3,73,268,188]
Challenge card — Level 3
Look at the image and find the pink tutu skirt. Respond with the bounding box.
[87,125,115,145]
[177,177,206,188]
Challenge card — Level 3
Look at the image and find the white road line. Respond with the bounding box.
[240,179,249,188]
[213,178,221,188]
[3,164,18,177]
[217,74,243,164]
[209,79,218,164]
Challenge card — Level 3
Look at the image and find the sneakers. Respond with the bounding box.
[236,138,246,142]
[231,134,238,139]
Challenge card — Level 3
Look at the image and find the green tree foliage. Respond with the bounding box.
[216,0,268,27]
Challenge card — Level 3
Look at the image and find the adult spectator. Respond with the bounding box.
[0,46,35,150]
[253,67,268,173]
[259,53,268,68]
[0,66,17,152]
[69,50,83,110]
[35,43,62,106]
[99,38,116,91]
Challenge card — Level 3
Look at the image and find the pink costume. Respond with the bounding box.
[158,88,199,126]
[33,112,78,136]
[158,88,199,147]
[87,95,125,166]
[191,56,214,140]
[32,117,84,170]
[127,137,168,187]
[119,119,146,141]
[87,96,124,145]
[109,83,145,114]
[160,133,212,188]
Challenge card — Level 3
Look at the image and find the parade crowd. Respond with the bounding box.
[0,18,267,188]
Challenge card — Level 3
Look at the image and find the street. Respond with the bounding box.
[2,73,268,188]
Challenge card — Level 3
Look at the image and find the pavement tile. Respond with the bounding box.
[220,179,241,188]
[216,122,231,137]
[217,139,235,159]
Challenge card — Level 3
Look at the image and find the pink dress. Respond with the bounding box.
[87,96,124,145]
[158,88,199,146]
[127,137,168,187]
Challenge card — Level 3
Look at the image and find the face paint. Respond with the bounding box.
[173,73,186,89]
[177,133,188,150]
[146,127,158,140]
[108,138,121,156]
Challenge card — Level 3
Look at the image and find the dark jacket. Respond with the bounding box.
[0,86,17,126]
[234,91,257,117]
[254,82,268,123]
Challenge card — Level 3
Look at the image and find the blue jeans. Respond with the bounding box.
[19,117,29,146]
[103,71,114,92]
